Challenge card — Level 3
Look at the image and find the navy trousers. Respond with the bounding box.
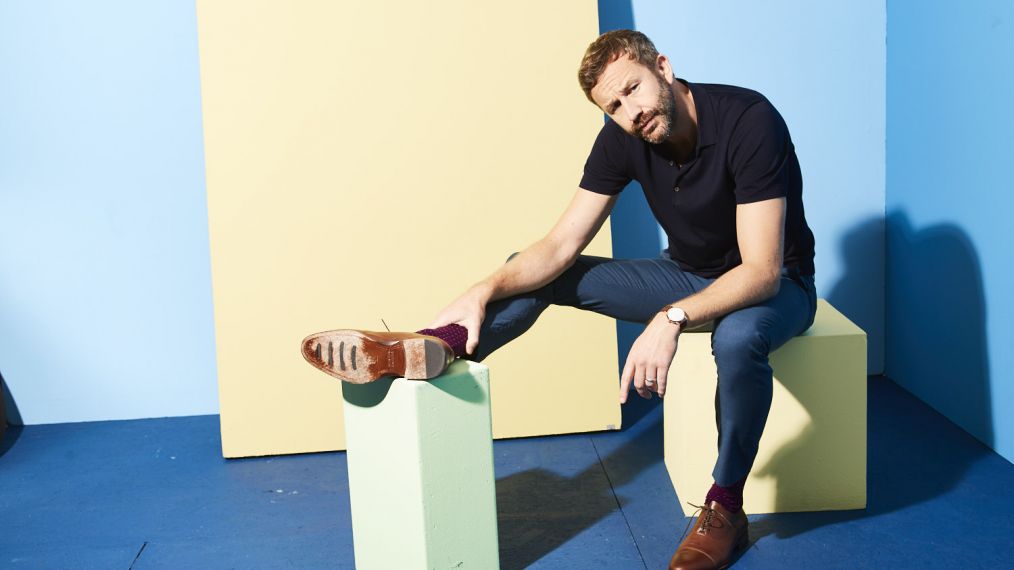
[471,251,817,486]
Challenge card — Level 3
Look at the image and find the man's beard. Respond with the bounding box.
[635,76,677,144]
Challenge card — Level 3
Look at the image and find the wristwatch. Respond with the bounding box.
[662,305,689,328]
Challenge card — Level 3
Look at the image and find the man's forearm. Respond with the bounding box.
[670,263,781,328]
[474,237,575,303]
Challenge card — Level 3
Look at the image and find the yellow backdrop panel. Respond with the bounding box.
[196,1,620,457]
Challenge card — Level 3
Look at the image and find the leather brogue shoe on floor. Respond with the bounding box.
[669,500,749,570]
[301,330,455,383]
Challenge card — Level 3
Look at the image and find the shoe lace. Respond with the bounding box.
[679,502,724,539]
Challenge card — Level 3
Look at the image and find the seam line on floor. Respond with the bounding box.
[590,435,649,570]
[128,541,149,570]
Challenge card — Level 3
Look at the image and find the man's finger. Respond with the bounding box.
[656,364,669,398]
[634,366,651,399]
[464,322,479,355]
[645,366,658,394]
[619,361,634,403]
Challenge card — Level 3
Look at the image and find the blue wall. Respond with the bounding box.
[599,0,888,374]
[887,0,1013,464]
[0,1,218,424]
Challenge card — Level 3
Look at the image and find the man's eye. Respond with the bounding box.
[631,83,639,91]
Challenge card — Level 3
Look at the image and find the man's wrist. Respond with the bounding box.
[652,312,682,341]
[472,280,496,303]
[661,304,690,328]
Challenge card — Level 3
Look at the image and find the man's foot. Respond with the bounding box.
[301,330,455,383]
[669,500,749,570]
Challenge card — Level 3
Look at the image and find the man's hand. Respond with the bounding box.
[427,283,492,356]
[619,312,681,403]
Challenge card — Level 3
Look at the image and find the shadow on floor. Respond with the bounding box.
[0,425,23,459]
[496,416,663,569]
[1,370,23,458]
[749,375,995,542]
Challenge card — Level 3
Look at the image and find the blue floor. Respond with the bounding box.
[1,376,1012,569]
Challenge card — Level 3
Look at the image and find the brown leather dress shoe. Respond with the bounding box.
[669,500,749,570]
[301,330,455,383]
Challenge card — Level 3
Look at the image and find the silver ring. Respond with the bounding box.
[645,378,656,385]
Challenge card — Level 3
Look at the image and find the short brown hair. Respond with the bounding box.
[578,30,660,103]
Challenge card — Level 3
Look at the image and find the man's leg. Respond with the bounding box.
[668,272,816,570]
[304,253,704,383]
[709,271,818,490]
[468,253,709,362]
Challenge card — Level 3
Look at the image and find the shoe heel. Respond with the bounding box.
[735,530,749,552]
[402,337,451,380]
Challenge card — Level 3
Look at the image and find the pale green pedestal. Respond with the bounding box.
[341,360,499,569]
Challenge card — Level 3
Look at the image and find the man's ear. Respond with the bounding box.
[656,54,675,84]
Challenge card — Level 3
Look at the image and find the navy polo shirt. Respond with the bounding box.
[580,79,815,279]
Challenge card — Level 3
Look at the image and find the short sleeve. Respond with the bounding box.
[728,100,793,204]
[579,120,631,196]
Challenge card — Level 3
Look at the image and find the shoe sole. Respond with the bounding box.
[301,330,449,383]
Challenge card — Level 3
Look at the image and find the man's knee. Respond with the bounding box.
[711,322,770,371]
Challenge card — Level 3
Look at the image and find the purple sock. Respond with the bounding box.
[705,476,747,513]
[416,324,468,358]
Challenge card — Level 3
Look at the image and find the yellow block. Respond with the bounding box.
[342,361,498,569]
[664,300,867,515]
[196,1,620,457]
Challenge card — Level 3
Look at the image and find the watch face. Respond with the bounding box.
[667,307,686,323]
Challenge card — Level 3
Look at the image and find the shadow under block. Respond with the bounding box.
[664,299,867,516]
[342,361,499,569]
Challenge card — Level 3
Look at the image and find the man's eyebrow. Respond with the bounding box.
[604,80,636,112]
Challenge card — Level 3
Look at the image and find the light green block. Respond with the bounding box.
[341,360,499,569]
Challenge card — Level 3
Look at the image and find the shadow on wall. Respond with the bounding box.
[884,210,992,447]
[825,217,886,373]
[749,212,991,539]
[1,370,24,457]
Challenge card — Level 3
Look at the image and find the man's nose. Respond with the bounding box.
[622,100,641,125]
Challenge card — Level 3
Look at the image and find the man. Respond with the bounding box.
[303,30,816,569]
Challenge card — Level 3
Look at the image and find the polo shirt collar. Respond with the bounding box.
[679,78,718,151]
